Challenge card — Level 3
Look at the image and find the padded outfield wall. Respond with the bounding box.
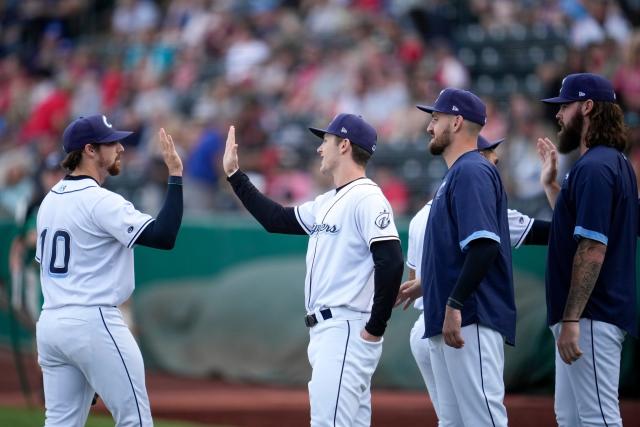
[1,217,638,394]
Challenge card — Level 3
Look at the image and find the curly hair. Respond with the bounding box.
[586,102,628,152]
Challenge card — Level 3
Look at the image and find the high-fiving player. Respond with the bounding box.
[223,114,404,427]
[36,115,183,426]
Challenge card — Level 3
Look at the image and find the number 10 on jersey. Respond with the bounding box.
[38,229,71,276]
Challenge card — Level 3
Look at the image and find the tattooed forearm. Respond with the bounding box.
[563,238,607,319]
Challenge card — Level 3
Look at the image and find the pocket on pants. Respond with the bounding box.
[354,333,383,374]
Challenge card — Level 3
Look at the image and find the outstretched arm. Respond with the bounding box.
[135,129,183,249]
[537,137,560,208]
[522,219,550,245]
[224,126,305,235]
[394,268,422,310]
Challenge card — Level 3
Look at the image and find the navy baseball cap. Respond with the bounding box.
[417,88,487,126]
[541,73,616,104]
[477,135,505,150]
[308,113,378,154]
[62,115,133,153]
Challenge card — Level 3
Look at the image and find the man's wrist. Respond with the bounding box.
[168,175,183,185]
[447,297,464,310]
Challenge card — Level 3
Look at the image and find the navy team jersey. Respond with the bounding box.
[547,145,638,336]
[421,151,515,345]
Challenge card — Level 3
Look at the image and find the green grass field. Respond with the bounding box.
[0,406,229,427]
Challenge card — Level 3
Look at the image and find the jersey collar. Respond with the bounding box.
[63,174,100,186]
[336,176,368,193]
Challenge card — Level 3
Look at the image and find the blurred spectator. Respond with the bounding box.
[376,165,409,216]
[613,32,640,114]
[8,151,65,325]
[112,0,160,38]
[0,0,639,221]
[183,122,224,213]
[569,0,631,48]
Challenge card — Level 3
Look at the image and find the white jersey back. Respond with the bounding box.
[295,178,399,313]
[406,201,432,310]
[36,177,153,309]
[408,202,534,311]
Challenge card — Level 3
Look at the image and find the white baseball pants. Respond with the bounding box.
[409,312,440,419]
[428,324,508,427]
[307,311,383,427]
[551,319,625,427]
[36,305,152,426]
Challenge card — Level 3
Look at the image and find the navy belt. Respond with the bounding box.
[304,308,333,327]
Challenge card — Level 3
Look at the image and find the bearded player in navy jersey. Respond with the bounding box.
[416,88,514,427]
[538,73,637,427]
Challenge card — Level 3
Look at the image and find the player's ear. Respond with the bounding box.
[451,115,463,133]
[340,138,350,154]
[582,99,594,116]
[83,143,97,157]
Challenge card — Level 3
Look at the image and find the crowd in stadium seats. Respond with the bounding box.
[1,0,640,221]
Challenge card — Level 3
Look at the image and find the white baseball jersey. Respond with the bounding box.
[35,177,153,309]
[407,204,533,311]
[294,178,399,313]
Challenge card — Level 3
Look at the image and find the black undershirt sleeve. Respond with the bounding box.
[227,170,306,235]
[523,219,550,245]
[447,238,500,309]
[135,176,183,250]
[366,239,404,336]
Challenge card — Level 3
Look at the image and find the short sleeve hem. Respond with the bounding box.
[369,235,400,247]
[459,230,501,251]
[513,217,534,249]
[127,218,154,248]
[574,226,608,245]
[294,206,312,234]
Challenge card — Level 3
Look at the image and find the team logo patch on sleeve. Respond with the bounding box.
[375,210,391,229]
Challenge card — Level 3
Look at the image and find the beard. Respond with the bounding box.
[429,127,452,155]
[557,112,583,154]
[107,160,120,176]
[99,155,121,176]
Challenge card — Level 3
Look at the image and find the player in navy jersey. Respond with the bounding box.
[415,88,513,427]
[538,73,637,427]
[395,135,550,422]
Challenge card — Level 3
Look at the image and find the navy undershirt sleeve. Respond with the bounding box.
[366,239,404,336]
[135,176,183,249]
[523,219,550,245]
[227,170,305,235]
[447,238,500,309]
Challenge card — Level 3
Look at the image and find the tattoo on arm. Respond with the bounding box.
[563,238,607,319]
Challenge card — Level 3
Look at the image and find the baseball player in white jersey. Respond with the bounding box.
[222,114,404,427]
[396,136,550,421]
[35,115,184,426]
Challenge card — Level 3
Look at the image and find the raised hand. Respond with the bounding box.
[223,126,239,177]
[537,137,560,208]
[537,137,558,187]
[159,128,183,176]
